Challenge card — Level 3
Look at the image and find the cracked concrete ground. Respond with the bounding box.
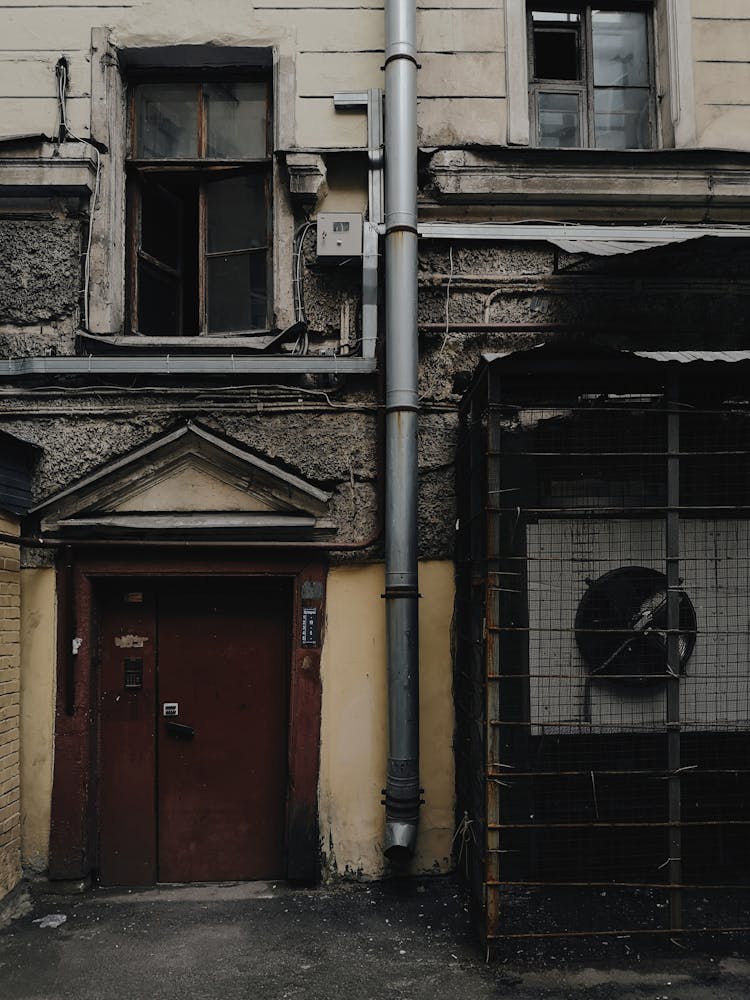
[1,876,749,1000]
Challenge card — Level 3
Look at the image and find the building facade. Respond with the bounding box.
[1,0,750,937]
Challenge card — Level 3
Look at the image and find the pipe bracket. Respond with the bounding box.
[381,586,422,599]
[382,53,421,69]
[385,223,419,237]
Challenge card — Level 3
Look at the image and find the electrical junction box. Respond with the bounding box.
[316,213,363,257]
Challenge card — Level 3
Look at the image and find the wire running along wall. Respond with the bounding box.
[455,354,750,940]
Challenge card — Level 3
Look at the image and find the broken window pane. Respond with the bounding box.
[533,26,581,81]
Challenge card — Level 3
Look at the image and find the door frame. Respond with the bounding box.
[49,546,326,883]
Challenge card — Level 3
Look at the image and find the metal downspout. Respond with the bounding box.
[383,0,421,859]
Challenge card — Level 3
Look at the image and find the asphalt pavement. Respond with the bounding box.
[1,876,749,999]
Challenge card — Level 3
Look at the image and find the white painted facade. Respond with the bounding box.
[0,1,748,151]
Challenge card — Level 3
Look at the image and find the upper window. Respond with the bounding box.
[528,4,655,150]
[127,77,271,336]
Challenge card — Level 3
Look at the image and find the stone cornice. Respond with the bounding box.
[424,148,750,213]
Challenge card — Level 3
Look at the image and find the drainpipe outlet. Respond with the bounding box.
[383,759,421,860]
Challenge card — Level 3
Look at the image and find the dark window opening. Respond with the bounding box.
[127,77,271,337]
[533,27,581,81]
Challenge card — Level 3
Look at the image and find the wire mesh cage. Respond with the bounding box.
[455,347,750,941]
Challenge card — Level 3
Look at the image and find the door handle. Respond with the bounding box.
[166,721,194,741]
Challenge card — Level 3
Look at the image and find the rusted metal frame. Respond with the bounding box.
[487,767,750,778]
[484,369,503,937]
[490,820,750,830]
[488,880,750,889]
[489,450,750,458]
[487,925,750,940]
[487,505,750,513]
[490,719,673,728]
[487,625,692,633]
[459,386,489,918]
[666,369,683,932]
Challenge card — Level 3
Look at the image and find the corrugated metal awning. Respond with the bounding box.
[483,347,750,365]
[419,222,750,256]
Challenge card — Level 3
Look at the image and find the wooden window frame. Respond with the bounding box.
[528,2,657,150]
[126,71,273,337]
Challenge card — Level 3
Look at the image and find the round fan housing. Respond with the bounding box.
[575,566,697,686]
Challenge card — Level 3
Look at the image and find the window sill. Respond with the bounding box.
[0,354,377,376]
[77,331,288,354]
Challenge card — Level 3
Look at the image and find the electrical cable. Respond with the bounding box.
[55,58,101,332]
[292,220,316,355]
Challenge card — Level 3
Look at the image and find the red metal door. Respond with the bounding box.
[157,579,289,882]
[99,578,290,884]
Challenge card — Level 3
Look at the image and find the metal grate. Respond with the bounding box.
[455,354,750,940]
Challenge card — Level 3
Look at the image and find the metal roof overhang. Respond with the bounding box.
[478,345,750,384]
[419,222,750,255]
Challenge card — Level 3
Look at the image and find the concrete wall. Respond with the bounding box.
[19,568,55,872]
[0,0,747,152]
[0,513,21,900]
[319,561,455,878]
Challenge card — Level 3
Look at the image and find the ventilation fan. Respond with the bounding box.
[575,567,697,686]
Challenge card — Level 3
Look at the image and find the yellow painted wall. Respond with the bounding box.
[319,560,455,878]
[0,513,21,900]
[19,568,56,871]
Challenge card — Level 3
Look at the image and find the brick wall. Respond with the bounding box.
[0,512,21,900]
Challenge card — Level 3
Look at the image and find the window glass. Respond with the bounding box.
[531,10,581,22]
[538,91,581,147]
[205,82,268,158]
[592,10,649,87]
[135,84,198,158]
[594,86,651,148]
[206,175,267,253]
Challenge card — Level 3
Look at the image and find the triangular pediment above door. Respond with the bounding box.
[28,423,336,541]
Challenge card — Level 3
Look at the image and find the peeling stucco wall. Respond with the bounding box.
[0,221,81,355]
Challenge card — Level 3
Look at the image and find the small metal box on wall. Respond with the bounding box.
[316,213,363,257]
